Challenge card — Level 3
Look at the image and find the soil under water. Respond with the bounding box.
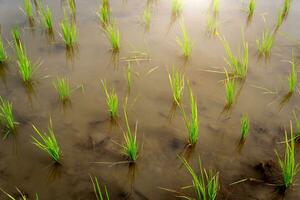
[0,0,300,199]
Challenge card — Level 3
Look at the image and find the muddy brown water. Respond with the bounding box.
[1,0,300,199]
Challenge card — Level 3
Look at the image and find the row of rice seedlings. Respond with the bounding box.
[14,42,34,82]
[287,52,297,93]
[23,0,33,18]
[213,0,220,14]
[122,105,138,162]
[39,3,54,31]
[0,187,39,200]
[168,67,185,105]
[0,35,8,63]
[143,6,152,28]
[90,176,110,200]
[224,70,236,106]
[53,77,71,102]
[248,0,256,16]
[179,156,220,200]
[105,23,120,51]
[101,80,118,119]
[172,0,183,15]
[207,15,218,36]
[60,14,77,47]
[181,86,199,145]
[32,118,61,163]
[240,114,249,140]
[276,124,300,189]
[177,23,192,58]
[256,29,274,56]
[97,0,111,24]
[221,36,248,78]
[0,97,17,138]
[12,26,21,45]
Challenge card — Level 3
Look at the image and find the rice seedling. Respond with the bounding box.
[240,114,249,140]
[90,176,110,200]
[177,23,192,58]
[0,35,8,63]
[288,52,297,93]
[282,0,291,17]
[11,27,21,45]
[143,6,151,27]
[101,80,118,119]
[179,156,220,200]
[276,124,300,189]
[256,29,274,56]
[32,119,61,163]
[40,5,53,31]
[213,0,220,14]
[14,43,34,82]
[181,86,199,145]
[53,78,71,102]
[126,64,132,91]
[97,0,110,24]
[122,105,138,162]
[168,67,185,105]
[68,0,76,15]
[221,37,248,78]
[24,0,33,18]
[0,187,39,200]
[224,70,235,106]
[105,23,120,51]
[248,0,256,16]
[60,14,77,47]
[207,15,218,36]
[171,0,182,14]
[0,97,17,138]
[293,111,300,138]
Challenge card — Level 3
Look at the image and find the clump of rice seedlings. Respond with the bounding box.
[53,78,71,102]
[213,0,220,14]
[11,27,21,45]
[240,114,249,140]
[68,0,76,15]
[97,0,110,24]
[0,97,17,138]
[282,0,291,17]
[179,156,220,200]
[256,29,274,56]
[122,106,138,162]
[207,15,218,36]
[181,86,199,145]
[276,124,300,189]
[224,70,235,106]
[221,37,248,78]
[40,5,53,31]
[172,0,182,14]
[288,52,297,93]
[24,0,33,18]
[293,111,300,138]
[101,80,118,119]
[248,0,256,16]
[14,43,34,82]
[32,119,61,163]
[105,23,120,51]
[60,14,77,47]
[90,176,110,200]
[143,6,152,27]
[177,23,192,58]
[0,36,8,63]
[168,67,185,105]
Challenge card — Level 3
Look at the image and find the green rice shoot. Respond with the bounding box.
[256,29,274,56]
[177,22,192,58]
[97,0,110,24]
[40,4,53,31]
[54,77,71,102]
[68,0,76,15]
[60,14,77,47]
[241,114,249,140]
[32,119,61,163]
[101,80,118,119]
[14,42,34,82]
[0,187,39,200]
[293,111,300,138]
[213,0,220,14]
[168,67,185,105]
[90,176,110,200]
[288,52,297,93]
[276,123,300,189]
[224,69,235,106]
[24,0,33,18]
[126,64,132,91]
[105,23,120,51]
[248,0,256,16]
[0,97,17,138]
[0,35,8,63]
[11,27,21,45]
[172,0,182,14]
[283,0,291,16]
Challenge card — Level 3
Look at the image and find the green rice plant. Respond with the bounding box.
[276,124,300,189]
[248,0,256,16]
[288,52,297,93]
[168,67,184,104]
[14,43,34,82]
[122,106,138,161]
[32,119,61,163]
[0,36,8,63]
[213,0,220,14]
[97,0,110,24]
[53,77,71,102]
[11,27,21,45]
[177,23,192,58]
[0,187,39,200]
[221,37,248,78]
[68,0,76,14]
[60,14,77,47]
[256,29,274,56]
[224,70,235,106]
[143,6,151,27]
[181,86,198,145]
[90,176,110,200]
[126,64,132,91]
[283,0,291,16]
[172,0,182,14]
[0,97,17,137]
[24,0,33,18]
[105,23,120,51]
[207,15,218,36]
[179,156,220,200]
[240,114,249,140]
[293,111,300,138]
[101,80,118,119]
[40,5,53,31]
